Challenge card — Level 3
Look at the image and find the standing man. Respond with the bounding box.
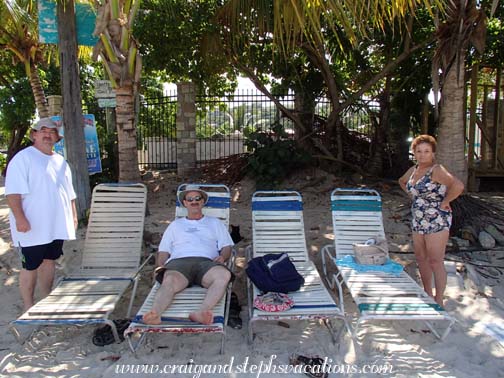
[5,117,78,311]
[142,186,234,325]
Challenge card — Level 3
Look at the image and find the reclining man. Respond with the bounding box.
[142,186,234,325]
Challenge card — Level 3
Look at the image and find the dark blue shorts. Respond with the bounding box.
[19,240,64,271]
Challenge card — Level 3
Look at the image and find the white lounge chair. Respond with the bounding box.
[125,184,234,353]
[247,191,348,344]
[10,183,148,343]
[321,188,455,340]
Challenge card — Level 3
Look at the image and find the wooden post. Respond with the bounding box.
[494,68,501,169]
[468,64,478,191]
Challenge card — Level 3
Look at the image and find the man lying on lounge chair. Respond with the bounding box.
[142,186,234,325]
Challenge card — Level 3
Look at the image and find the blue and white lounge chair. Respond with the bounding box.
[247,191,348,344]
[125,184,234,354]
[10,183,148,343]
[321,188,455,340]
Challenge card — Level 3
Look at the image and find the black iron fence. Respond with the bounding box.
[137,90,379,170]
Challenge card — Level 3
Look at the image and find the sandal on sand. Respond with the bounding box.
[289,354,328,378]
[92,319,131,346]
[227,293,242,329]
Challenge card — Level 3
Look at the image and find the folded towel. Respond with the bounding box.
[336,255,404,275]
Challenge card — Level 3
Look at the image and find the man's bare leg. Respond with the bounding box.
[19,269,37,311]
[142,271,188,325]
[37,259,56,298]
[189,266,231,325]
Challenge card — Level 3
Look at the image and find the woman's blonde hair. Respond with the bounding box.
[411,134,437,153]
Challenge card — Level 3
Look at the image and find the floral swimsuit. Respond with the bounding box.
[406,165,451,234]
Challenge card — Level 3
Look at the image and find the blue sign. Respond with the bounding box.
[53,114,103,175]
[38,0,99,46]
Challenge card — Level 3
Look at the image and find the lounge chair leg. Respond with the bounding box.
[324,319,345,346]
[440,319,455,340]
[220,334,225,354]
[103,319,121,343]
[126,331,146,354]
[9,324,23,344]
[126,278,139,319]
[248,322,254,345]
[9,323,38,344]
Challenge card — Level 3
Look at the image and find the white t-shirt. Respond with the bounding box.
[159,216,234,263]
[5,146,77,247]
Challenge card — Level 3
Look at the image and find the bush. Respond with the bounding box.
[244,122,311,188]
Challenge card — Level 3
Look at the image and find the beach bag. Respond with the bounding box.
[246,253,304,293]
[353,237,388,265]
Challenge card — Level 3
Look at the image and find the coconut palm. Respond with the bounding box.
[92,0,142,182]
[0,0,50,117]
[433,0,489,185]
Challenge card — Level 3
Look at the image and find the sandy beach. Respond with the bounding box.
[1,170,503,378]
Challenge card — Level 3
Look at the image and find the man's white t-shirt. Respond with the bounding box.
[5,146,77,247]
[159,216,234,263]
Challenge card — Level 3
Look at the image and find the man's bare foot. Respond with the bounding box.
[142,310,162,325]
[435,296,444,308]
[189,310,213,325]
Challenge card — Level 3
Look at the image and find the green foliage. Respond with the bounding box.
[244,122,311,188]
[136,0,237,94]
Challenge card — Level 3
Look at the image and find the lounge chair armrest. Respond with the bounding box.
[132,252,156,279]
[321,244,337,278]
[226,248,237,273]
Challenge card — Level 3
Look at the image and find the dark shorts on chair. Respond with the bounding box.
[156,257,233,286]
[19,240,64,271]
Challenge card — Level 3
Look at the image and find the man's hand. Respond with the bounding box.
[213,255,226,264]
[16,216,31,232]
[153,266,165,284]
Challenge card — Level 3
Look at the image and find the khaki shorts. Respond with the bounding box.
[156,257,233,286]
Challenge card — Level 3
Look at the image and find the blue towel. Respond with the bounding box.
[336,255,404,275]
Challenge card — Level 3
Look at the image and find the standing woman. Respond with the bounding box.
[399,135,464,306]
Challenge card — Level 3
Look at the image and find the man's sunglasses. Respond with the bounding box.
[184,196,202,202]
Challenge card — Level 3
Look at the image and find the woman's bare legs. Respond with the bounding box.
[425,230,449,306]
[412,233,433,297]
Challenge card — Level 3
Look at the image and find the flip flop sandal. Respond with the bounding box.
[254,292,294,312]
[227,308,242,329]
[92,319,131,346]
[289,354,328,378]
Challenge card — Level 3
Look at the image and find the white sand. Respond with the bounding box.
[1,171,503,378]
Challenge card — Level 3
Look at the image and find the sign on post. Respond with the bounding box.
[95,80,116,98]
[53,114,103,175]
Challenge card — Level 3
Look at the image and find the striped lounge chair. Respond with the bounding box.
[10,183,148,343]
[321,188,455,340]
[125,184,234,354]
[247,191,348,344]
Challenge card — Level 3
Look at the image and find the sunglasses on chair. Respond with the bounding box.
[184,196,202,202]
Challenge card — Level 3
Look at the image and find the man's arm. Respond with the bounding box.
[71,199,78,230]
[6,194,30,232]
[214,245,232,264]
[156,251,170,268]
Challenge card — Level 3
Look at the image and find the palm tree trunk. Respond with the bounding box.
[28,63,49,118]
[437,50,468,186]
[115,84,141,182]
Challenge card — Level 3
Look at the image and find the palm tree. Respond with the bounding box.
[0,0,50,117]
[93,0,142,182]
[433,0,488,186]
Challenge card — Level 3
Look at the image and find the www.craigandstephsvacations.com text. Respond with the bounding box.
[114,355,394,377]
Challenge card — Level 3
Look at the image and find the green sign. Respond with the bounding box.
[38,0,98,46]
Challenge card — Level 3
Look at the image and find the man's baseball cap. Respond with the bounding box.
[31,117,63,141]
